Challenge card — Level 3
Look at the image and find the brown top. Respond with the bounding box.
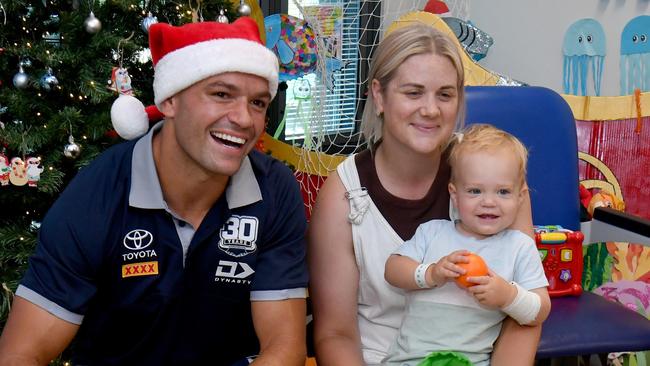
[355,148,451,241]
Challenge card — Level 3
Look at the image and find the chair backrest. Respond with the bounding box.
[465,86,580,231]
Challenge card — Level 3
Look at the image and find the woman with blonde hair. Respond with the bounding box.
[308,23,540,365]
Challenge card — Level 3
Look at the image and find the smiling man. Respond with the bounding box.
[0,18,308,366]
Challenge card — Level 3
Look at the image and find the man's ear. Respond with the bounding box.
[159,97,176,118]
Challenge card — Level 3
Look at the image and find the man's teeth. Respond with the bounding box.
[212,132,246,145]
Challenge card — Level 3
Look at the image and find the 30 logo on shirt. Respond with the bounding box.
[218,215,259,257]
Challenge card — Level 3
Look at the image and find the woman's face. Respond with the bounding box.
[372,52,459,156]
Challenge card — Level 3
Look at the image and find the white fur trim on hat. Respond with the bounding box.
[153,38,279,107]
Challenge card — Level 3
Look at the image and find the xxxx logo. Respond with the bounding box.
[122,261,159,278]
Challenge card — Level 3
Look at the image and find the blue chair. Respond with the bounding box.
[465,86,650,359]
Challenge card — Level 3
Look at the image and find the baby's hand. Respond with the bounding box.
[427,250,471,287]
[466,269,517,309]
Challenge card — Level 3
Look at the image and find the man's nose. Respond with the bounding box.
[227,98,253,128]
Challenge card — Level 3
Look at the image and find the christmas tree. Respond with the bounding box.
[0,0,246,330]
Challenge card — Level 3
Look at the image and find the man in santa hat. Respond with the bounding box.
[0,17,308,366]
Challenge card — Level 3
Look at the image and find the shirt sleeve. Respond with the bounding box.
[392,220,439,263]
[18,187,104,324]
[250,162,308,301]
[513,235,549,290]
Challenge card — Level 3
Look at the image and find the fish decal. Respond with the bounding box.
[442,17,493,61]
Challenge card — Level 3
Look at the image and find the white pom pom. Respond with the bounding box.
[110,94,149,140]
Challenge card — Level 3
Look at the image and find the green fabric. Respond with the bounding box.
[416,351,474,366]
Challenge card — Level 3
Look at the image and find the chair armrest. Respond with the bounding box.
[581,207,650,245]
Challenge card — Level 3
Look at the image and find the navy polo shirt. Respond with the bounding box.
[17,122,308,365]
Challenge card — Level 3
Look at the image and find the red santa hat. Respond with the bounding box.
[111,17,279,140]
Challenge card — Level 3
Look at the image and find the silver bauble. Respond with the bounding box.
[64,136,81,159]
[13,67,29,89]
[39,68,59,91]
[84,11,102,34]
[141,12,158,33]
[237,2,252,17]
[216,9,229,24]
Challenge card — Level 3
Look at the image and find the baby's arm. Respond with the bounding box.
[468,272,551,326]
[385,250,470,290]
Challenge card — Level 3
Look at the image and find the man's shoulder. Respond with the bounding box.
[248,149,295,181]
[55,140,136,209]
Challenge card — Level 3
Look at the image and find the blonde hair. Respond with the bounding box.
[448,124,528,188]
[361,23,465,150]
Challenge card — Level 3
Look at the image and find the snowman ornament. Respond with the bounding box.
[26,156,44,187]
[9,157,27,186]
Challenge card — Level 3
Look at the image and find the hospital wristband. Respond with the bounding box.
[414,263,434,289]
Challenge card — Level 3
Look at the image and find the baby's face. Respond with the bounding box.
[450,148,524,240]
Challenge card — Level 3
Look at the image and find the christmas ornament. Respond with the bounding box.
[19,57,32,68]
[84,11,102,33]
[1,1,6,25]
[107,67,133,95]
[217,9,229,24]
[43,32,62,47]
[0,153,9,186]
[25,156,43,187]
[0,105,6,130]
[237,1,252,17]
[13,66,29,89]
[9,157,27,186]
[63,135,81,159]
[141,11,158,33]
[110,94,150,140]
[30,221,41,231]
[39,67,59,91]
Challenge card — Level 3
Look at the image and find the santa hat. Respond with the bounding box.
[111,17,279,140]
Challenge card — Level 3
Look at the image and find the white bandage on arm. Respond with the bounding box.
[501,282,541,325]
[414,263,434,289]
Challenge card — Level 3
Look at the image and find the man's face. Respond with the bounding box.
[160,72,271,178]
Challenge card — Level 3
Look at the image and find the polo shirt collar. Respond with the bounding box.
[129,121,262,210]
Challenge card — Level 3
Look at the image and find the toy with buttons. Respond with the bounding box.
[535,225,585,297]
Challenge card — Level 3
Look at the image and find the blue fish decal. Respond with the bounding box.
[442,17,493,61]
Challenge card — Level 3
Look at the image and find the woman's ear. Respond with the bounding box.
[371,79,384,116]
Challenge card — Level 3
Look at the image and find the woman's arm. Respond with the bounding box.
[512,188,534,238]
[307,171,364,366]
[492,188,541,364]
[491,317,541,365]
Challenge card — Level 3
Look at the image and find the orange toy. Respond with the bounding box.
[455,253,489,288]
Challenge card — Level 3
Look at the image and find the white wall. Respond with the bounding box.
[470,0,650,96]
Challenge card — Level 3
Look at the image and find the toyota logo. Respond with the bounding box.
[123,229,154,250]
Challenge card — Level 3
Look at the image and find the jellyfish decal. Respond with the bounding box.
[620,15,650,95]
[562,18,606,96]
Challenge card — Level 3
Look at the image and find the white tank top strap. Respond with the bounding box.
[338,155,371,225]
